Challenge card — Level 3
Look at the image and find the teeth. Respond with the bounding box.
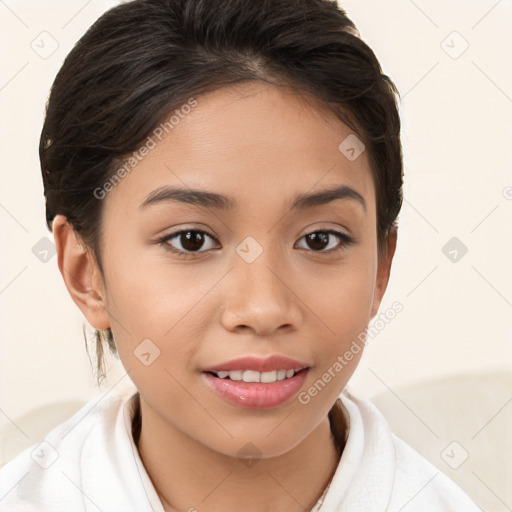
[214,369,299,383]
[243,370,260,383]
[260,371,277,383]
[228,370,243,381]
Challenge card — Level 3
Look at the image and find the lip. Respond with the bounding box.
[202,368,309,409]
[203,355,311,373]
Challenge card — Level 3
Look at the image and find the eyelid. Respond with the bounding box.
[301,222,352,238]
[158,228,218,247]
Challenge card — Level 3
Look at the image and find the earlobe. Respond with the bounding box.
[370,226,398,319]
[52,215,110,330]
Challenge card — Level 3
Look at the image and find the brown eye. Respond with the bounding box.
[177,231,207,251]
[296,230,354,253]
[159,229,219,256]
[305,232,330,251]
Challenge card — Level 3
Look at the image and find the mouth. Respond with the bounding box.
[205,368,305,383]
[202,365,310,409]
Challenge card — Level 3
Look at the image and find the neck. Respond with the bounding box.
[133,395,345,512]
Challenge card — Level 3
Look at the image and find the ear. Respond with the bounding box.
[52,215,110,330]
[370,226,398,319]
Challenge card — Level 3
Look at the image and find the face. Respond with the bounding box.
[58,81,395,458]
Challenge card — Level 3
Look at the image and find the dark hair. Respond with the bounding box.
[40,0,403,385]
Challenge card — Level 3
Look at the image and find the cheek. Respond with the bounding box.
[297,255,375,400]
[304,256,376,343]
[296,264,374,410]
[103,256,212,369]
[103,249,189,329]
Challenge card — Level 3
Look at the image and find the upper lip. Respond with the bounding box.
[203,355,311,373]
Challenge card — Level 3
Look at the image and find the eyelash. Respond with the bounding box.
[156,228,355,259]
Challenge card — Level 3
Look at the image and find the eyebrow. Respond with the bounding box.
[139,184,366,213]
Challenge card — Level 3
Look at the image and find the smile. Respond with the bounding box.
[202,368,310,409]
[212,369,298,383]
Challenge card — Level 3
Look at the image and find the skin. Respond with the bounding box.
[53,81,397,512]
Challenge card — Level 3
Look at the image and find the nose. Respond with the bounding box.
[220,248,303,336]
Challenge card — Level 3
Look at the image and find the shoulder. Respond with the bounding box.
[0,390,140,512]
[388,433,482,511]
[337,389,482,512]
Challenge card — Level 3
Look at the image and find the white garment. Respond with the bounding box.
[0,387,481,512]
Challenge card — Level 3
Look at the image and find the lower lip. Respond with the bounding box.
[202,369,309,410]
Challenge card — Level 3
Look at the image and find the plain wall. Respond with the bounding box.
[1,0,511,428]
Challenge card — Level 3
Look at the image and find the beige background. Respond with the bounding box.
[1,0,511,427]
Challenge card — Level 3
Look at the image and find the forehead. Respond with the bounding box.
[105,81,375,217]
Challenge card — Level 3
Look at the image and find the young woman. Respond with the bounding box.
[0,0,480,510]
